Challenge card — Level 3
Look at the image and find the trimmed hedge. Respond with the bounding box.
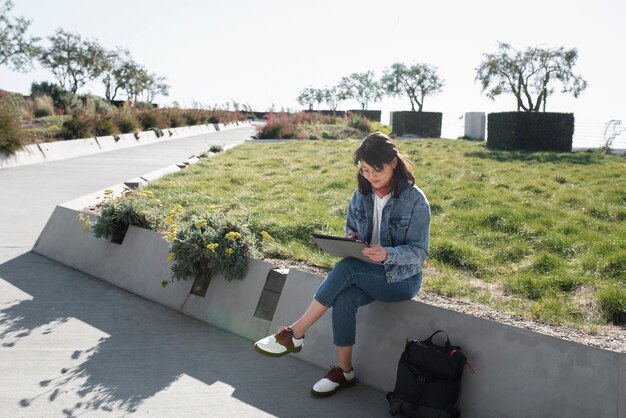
[487,112,574,152]
[348,109,381,122]
[392,111,442,138]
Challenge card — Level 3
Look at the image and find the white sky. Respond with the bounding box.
[2,0,626,141]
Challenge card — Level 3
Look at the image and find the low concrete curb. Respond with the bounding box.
[30,156,625,418]
[0,121,251,170]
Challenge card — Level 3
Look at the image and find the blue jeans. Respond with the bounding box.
[314,257,422,346]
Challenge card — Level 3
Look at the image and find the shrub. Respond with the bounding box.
[167,214,258,287]
[209,144,224,153]
[114,112,140,133]
[33,95,55,118]
[391,111,443,138]
[487,112,574,152]
[164,109,185,128]
[30,81,66,110]
[136,109,165,130]
[183,110,204,125]
[94,116,119,137]
[61,114,94,139]
[90,192,162,244]
[256,112,300,139]
[349,112,372,133]
[0,105,25,154]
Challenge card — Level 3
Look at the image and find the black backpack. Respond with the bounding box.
[386,330,473,418]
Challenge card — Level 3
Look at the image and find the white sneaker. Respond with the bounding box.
[254,326,303,357]
[311,365,356,397]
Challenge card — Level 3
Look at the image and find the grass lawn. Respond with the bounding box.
[139,138,626,329]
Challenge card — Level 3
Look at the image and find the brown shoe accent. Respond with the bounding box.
[276,326,301,350]
[310,365,356,398]
[253,326,304,357]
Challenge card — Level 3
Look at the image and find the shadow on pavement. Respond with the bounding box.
[0,252,388,417]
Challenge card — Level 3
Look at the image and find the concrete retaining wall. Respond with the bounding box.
[182,259,275,342]
[30,154,625,418]
[33,205,193,311]
[0,121,250,170]
[271,269,624,418]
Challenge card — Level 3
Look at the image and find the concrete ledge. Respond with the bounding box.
[32,205,192,311]
[140,165,183,182]
[182,259,275,341]
[36,137,102,161]
[0,144,46,169]
[33,205,276,341]
[271,269,624,418]
[95,135,120,152]
[1,122,247,170]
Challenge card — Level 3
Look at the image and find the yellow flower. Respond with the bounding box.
[160,279,169,288]
[166,253,175,263]
[261,231,274,241]
[225,248,234,254]
[195,219,207,228]
[206,243,219,251]
[104,189,114,195]
[224,231,242,240]
[75,213,83,221]
[81,225,90,232]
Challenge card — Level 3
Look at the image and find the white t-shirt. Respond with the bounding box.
[370,193,390,246]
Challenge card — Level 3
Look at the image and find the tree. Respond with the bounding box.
[0,0,40,72]
[476,42,587,112]
[381,62,444,111]
[123,63,149,103]
[338,71,382,111]
[142,73,169,103]
[322,86,344,112]
[39,29,107,94]
[297,87,318,111]
[101,47,133,101]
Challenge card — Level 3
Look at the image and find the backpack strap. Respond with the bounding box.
[424,329,451,349]
[386,392,402,416]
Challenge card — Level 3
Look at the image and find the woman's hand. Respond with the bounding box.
[362,245,387,263]
[346,231,361,241]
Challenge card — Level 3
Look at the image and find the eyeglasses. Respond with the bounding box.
[359,166,386,178]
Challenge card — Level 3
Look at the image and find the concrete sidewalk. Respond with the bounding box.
[0,127,389,417]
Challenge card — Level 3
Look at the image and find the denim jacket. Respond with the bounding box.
[345,180,430,283]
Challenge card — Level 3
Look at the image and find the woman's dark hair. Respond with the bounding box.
[353,131,415,196]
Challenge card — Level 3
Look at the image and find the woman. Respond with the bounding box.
[254,132,430,397]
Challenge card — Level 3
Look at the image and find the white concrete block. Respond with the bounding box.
[38,137,101,161]
[137,129,158,142]
[95,135,122,152]
[117,132,139,148]
[464,112,486,140]
[182,259,275,341]
[0,144,46,169]
[140,165,182,182]
[183,157,200,166]
[124,176,147,189]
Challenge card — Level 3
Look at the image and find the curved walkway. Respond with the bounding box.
[0,127,387,417]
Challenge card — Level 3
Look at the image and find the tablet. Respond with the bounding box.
[311,233,382,264]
